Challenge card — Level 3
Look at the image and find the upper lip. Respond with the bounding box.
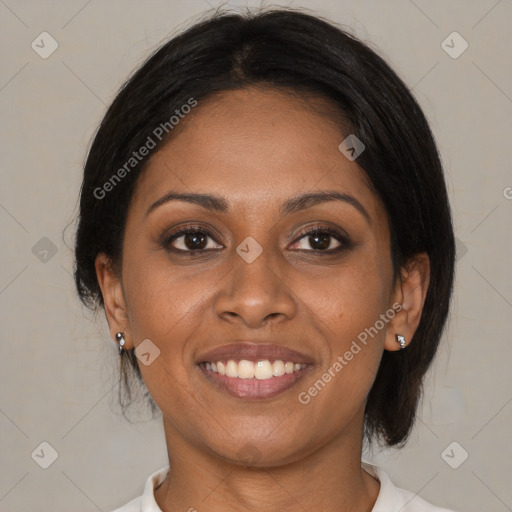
[196,342,314,364]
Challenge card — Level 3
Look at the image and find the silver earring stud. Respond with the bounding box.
[115,332,126,355]
[396,334,406,350]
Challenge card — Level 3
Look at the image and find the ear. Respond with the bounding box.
[384,252,430,351]
[95,252,132,350]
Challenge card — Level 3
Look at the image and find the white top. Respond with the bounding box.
[110,462,457,512]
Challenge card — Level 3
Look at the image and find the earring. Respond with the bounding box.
[396,334,406,350]
[115,332,126,355]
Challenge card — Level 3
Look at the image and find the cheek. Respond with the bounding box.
[119,251,211,391]
[296,253,391,412]
[312,256,390,342]
[122,251,207,338]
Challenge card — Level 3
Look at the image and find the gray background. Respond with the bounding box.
[1,0,511,511]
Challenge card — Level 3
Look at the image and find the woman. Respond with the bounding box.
[74,8,457,512]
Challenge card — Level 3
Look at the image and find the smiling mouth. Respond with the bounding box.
[198,359,313,400]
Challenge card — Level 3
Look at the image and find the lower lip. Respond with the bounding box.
[198,364,313,400]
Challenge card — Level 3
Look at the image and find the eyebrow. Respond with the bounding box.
[145,190,371,225]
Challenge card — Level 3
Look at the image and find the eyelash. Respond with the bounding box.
[161,223,352,255]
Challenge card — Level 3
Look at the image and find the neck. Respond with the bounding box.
[154,418,380,512]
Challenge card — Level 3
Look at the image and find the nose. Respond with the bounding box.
[214,244,298,329]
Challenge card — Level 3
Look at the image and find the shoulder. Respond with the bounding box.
[106,465,170,512]
[363,462,458,512]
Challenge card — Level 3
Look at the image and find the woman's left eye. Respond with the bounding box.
[291,227,350,253]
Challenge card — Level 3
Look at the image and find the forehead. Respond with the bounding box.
[131,87,382,221]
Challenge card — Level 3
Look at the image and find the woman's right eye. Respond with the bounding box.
[162,226,223,253]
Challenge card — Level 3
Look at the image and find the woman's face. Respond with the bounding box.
[100,87,410,465]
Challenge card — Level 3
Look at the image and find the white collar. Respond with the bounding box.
[140,465,169,512]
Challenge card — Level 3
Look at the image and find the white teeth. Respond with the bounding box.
[226,360,238,378]
[205,359,307,379]
[272,360,286,376]
[238,360,255,379]
[255,360,273,380]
